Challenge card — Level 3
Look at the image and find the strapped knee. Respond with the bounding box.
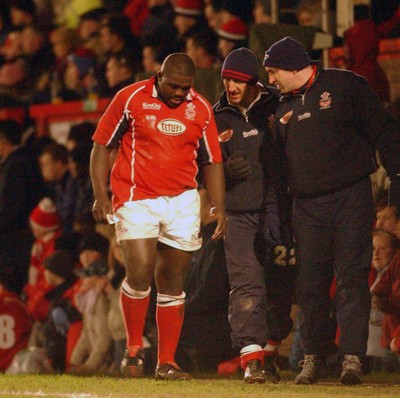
[157,292,186,307]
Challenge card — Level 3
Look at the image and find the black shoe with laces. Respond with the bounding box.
[120,348,145,378]
[294,355,322,385]
[155,362,190,381]
[244,360,266,384]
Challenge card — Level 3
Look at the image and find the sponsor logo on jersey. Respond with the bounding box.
[298,112,311,121]
[143,102,161,110]
[280,111,293,124]
[319,92,332,109]
[157,119,186,135]
[243,129,259,138]
[185,103,196,120]
[218,129,233,142]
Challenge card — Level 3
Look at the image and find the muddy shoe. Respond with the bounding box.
[120,348,145,378]
[244,360,266,384]
[294,355,322,385]
[155,363,190,381]
[341,355,363,385]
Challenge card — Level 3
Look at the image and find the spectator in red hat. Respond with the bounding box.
[216,17,248,60]
[174,0,208,49]
[23,197,63,302]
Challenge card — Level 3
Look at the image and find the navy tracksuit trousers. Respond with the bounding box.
[293,177,374,358]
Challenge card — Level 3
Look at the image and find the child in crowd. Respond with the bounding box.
[105,236,127,375]
[372,240,400,372]
[24,197,62,304]
[28,250,81,372]
[367,229,400,371]
[68,232,113,375]
[375,204,400,239]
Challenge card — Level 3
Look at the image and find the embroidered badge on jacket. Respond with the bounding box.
[319,92,332,109]
[218,129,233,142]
[280,111,293,124]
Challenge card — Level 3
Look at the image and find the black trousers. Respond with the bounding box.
[224,212,293,350]
[293,178,374,358]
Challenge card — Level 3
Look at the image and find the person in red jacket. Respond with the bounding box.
[24,197,62,303]
[344,19,391,104]
[0,274,32,372]
[27,250,82,372]
[372,250,400,372]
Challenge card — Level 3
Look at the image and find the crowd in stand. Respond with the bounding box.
[1,0,400,380]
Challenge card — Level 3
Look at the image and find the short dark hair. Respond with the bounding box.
[110,51,138,74]
[186,28,218,57]
[41,142,69,164]
[68,121,96,145]
[0,119,23,145]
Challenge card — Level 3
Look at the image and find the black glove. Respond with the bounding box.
[389,175,400,210]
[224,150,251,180]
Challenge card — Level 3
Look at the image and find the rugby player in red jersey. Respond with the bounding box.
[90,53,226,380]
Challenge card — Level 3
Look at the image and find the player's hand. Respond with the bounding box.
[92,196,113,224]
[224,150,251,180]
[210,206,227,240]
[390,336,400,353]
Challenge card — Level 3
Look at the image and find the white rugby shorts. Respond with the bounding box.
[115,189,202,251]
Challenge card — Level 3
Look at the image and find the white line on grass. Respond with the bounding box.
[0,391,108,398]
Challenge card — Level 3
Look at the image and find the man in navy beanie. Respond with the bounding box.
[213,47,295,384]
[264,36,400,385]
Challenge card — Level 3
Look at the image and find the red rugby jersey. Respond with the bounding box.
[93,77,222,210]
[0,290,32,371]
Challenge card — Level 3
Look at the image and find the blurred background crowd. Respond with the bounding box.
[1,0,400,378]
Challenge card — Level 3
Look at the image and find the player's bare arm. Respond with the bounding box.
[202,162,227,239]
[90,142,113,224]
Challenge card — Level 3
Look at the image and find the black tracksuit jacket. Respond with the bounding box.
[213,83,281,212]
[275,67,400,198]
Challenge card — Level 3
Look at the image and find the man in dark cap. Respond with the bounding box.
[213,47,293,384]
[264,36,400,385]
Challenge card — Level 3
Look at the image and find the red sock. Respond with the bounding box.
[120,288,150,355]
[240,350,265,369]
[156,302,184,366]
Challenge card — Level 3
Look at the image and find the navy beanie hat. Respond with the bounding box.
[221,47,259,84]
[263,36,311,71]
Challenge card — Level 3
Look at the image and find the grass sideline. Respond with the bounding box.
[0,372,400,398]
